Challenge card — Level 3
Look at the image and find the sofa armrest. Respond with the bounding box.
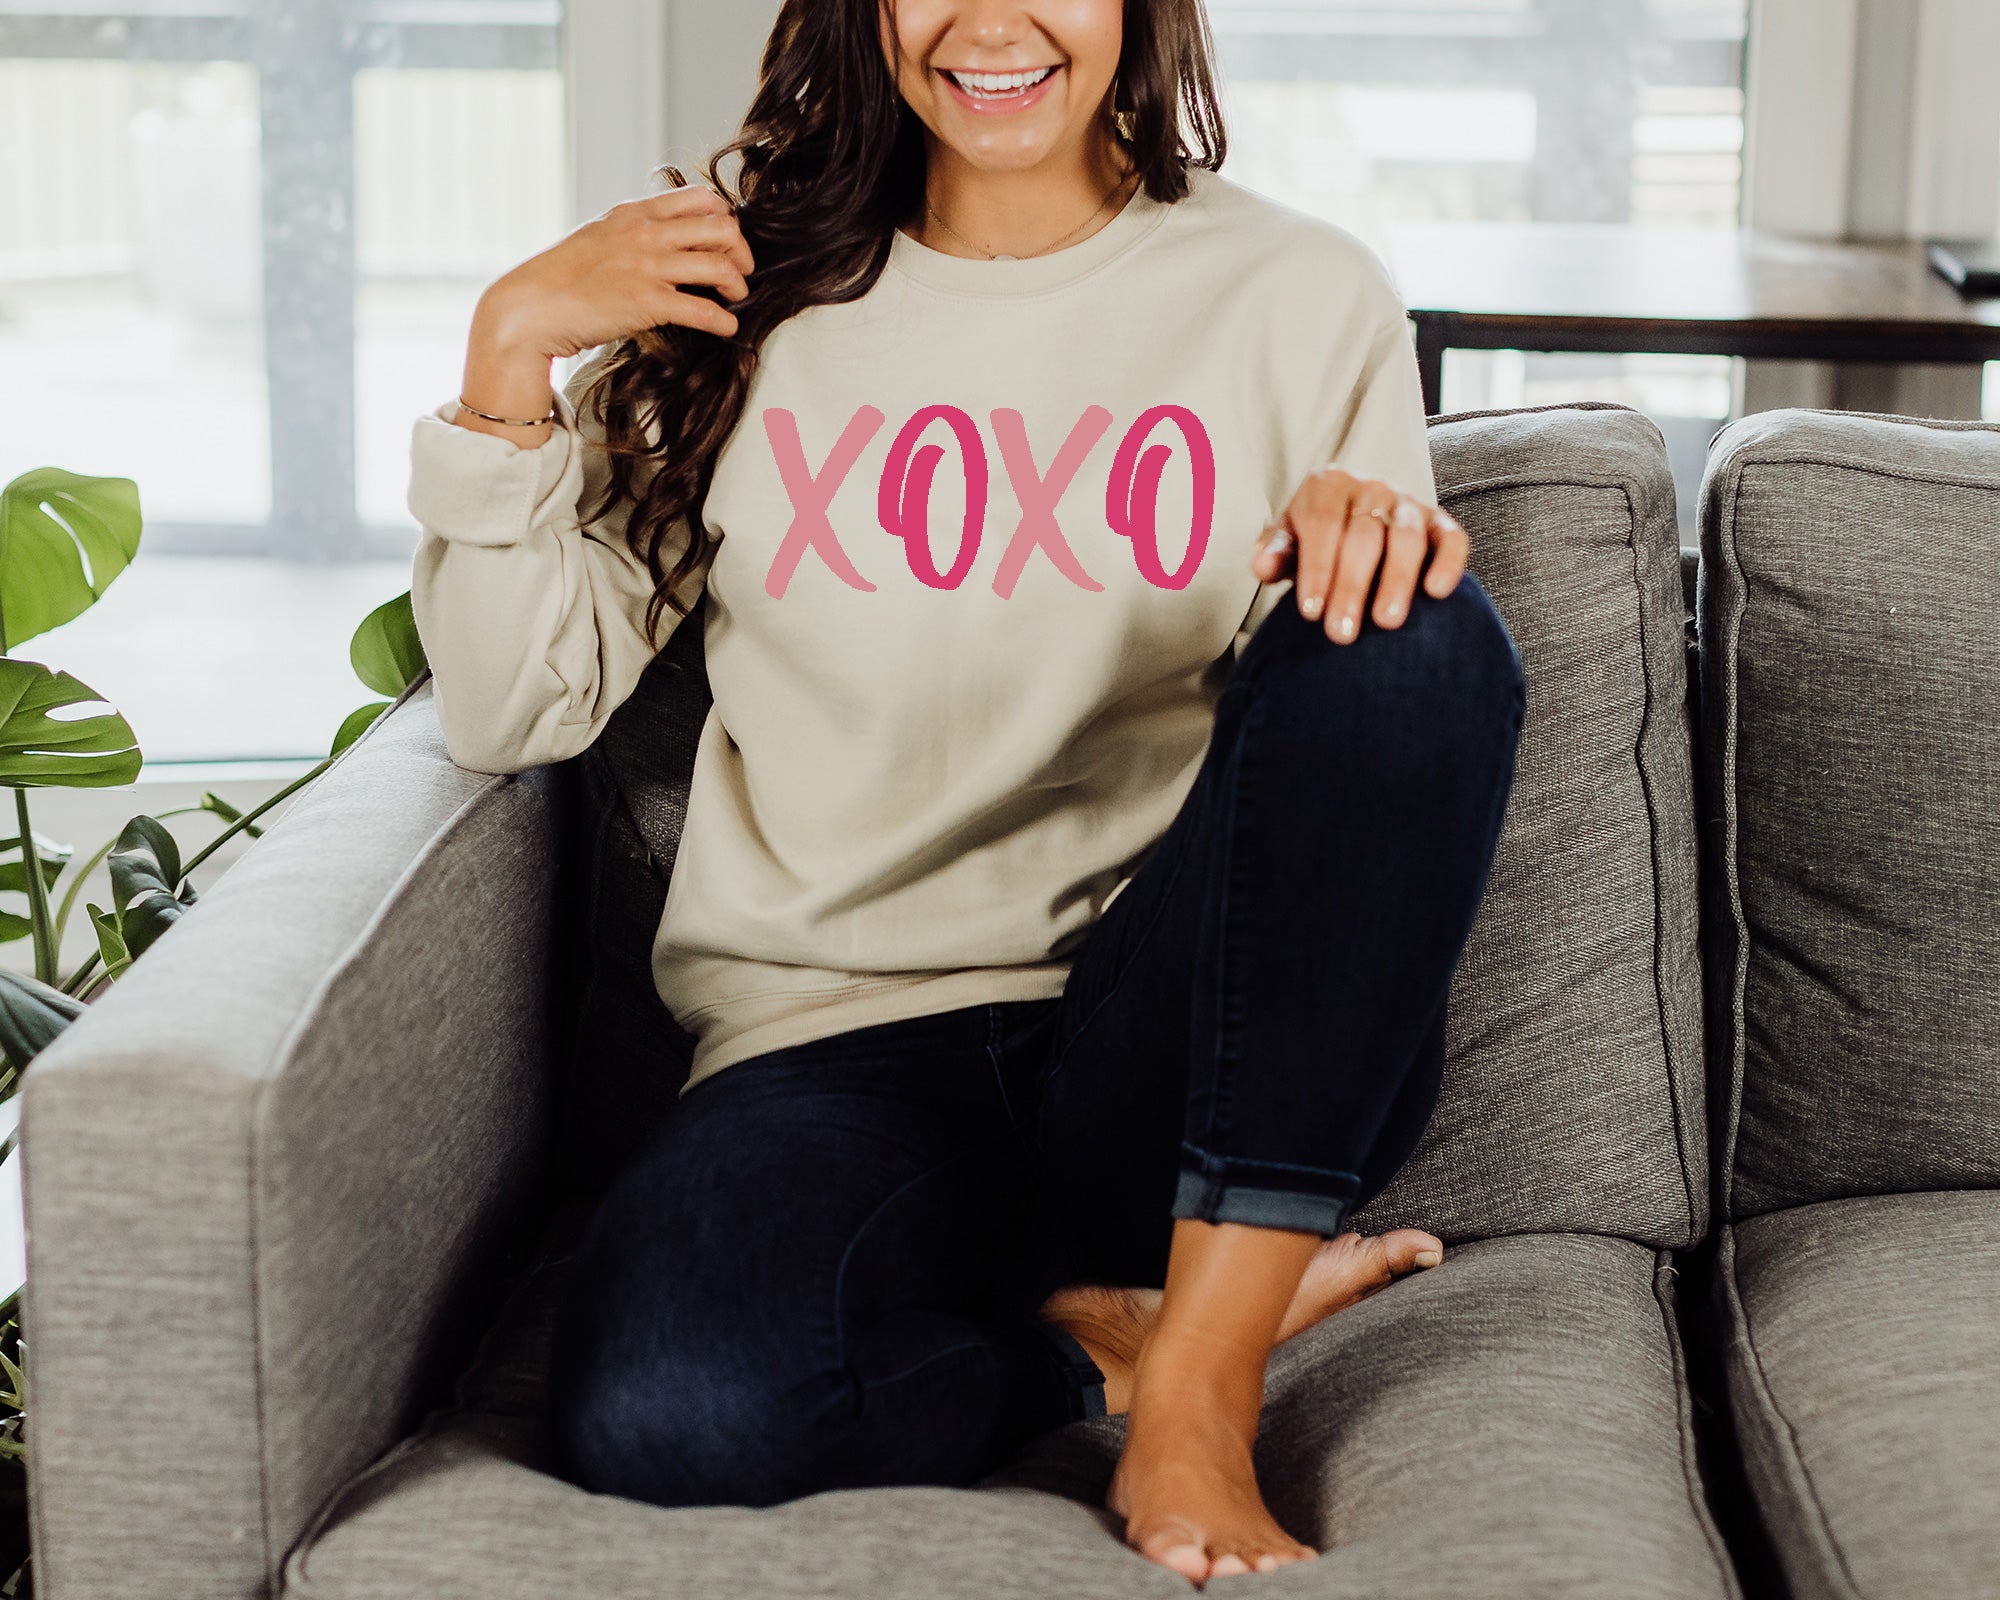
[19,675,563,1600]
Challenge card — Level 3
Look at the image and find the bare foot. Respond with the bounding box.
[1108,1328,1309,1586]
[1275,1226,1444,1342]
[1038,1228,1443,1414]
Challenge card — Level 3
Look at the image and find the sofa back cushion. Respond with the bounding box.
[553,404,1708,1249]
[1698,410,2000,1220]
[1351,404,1706,1249]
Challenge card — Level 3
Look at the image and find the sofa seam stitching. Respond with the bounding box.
[1712,460,1752,1224]
[1653,1250,1742,1598]
[1768,409,1998,435]
[1720,1223,1867,1600]
[1435,468,1662,501]
[247,1069,275,1592]
[1711,443,2000,495]
[253,756,524,1591]
[1625,476,1701,1247]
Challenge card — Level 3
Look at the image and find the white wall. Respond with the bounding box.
[565,0,782,225]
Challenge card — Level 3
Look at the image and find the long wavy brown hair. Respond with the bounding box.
[575,0,1229,649]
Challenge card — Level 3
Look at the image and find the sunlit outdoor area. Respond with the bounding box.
[4,0,1993,760]
[1212,0,1752,520]
[0,6,564,761]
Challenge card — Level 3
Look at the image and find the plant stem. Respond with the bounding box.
[10,790,56,985]
[177,758,328,879]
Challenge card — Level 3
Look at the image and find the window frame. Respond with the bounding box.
[8,0,1991,563]
[1,0,561,561]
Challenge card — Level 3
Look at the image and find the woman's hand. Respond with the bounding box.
[454,182,754,445]
[1251,466,1470,645]
[477,181,753,360]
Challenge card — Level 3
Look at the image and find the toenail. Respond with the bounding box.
[1416,1250,1442,1268]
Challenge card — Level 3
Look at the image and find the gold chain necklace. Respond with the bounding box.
[922,168,1138,261]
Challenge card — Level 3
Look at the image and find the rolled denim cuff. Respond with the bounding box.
[1033,1320,1108,1420]
[1172,1156,1356,1238]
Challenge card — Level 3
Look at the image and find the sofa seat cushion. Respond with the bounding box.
[1719,1189,2000,1600]
[281,1207,1736,1600]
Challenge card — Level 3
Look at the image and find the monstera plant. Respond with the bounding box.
[0,465,429,1596]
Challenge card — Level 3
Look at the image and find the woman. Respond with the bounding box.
[407,0,1524,1585]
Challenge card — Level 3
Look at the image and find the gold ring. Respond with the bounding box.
[1364,505,1394,526]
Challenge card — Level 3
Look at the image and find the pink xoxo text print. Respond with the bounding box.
[761,404,1218,600]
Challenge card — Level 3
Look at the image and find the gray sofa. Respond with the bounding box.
[16,403,1996,1599]
[1693,411,2000,1600]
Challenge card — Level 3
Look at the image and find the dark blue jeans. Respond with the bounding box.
[546,575,1526,1510]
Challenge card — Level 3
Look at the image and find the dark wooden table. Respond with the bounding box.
[1384,222,2000,415]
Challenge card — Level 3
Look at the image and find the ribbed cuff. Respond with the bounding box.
[1032,1320,1108,1420]
[406,394,579,546]
[1171,1167,1354,1237]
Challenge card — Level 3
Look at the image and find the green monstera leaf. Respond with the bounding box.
[0,966,86,1075]
[86,900,130,983]
[0,468,142,652]
[0,829,74,944]
[0,660,142,788]
[105,814,197,962]
[350,589,426,698]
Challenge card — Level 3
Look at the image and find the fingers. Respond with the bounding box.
[1370,496,1430,630]
[1251,519,1295,582]
[638,181,728,217]
[648,210,756,278]
[1287,467,1359,626]
[1255,471,1473,645]
[654,243,751,301]
[621,188,756,276]
[1324,490,1393,643]
[1424,504,1471,597]
[653,287,742,340]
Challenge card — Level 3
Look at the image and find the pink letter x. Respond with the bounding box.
[763,406,887,598]
[988,406,1113,599]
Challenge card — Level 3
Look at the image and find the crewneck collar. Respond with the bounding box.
[886,167,1177,297]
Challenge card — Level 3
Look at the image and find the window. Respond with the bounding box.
[0,2,565,761]
[1210,0,1751,525]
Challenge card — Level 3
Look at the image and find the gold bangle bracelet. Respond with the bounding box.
[457,396,558,428]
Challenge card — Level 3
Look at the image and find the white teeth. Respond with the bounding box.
[947,66,1055,95]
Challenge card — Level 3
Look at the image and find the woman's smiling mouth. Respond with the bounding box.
[939,63,1062,111]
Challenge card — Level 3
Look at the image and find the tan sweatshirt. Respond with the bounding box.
[407,163,1435,1091]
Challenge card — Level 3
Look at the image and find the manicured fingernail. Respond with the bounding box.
[1416,1249,1442,1268]
[1335,613,1357,640]
[1300,593,1323,618]
[1264,526,1292,555]
[1382,600,1403,623]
